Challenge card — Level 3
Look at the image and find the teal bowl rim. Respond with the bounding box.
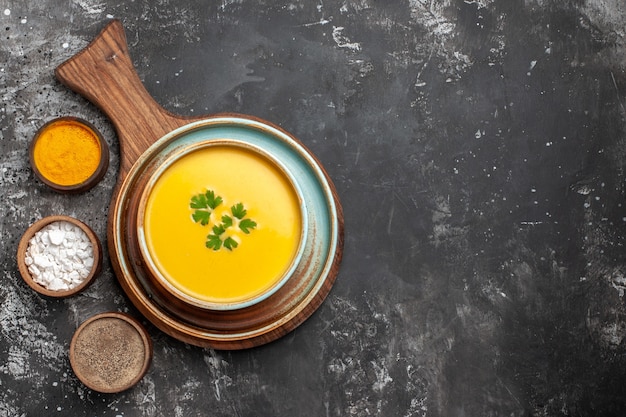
[110,115,342,347]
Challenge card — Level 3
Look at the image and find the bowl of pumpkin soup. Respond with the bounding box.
[136,139,307,311]
[108,115,342,349]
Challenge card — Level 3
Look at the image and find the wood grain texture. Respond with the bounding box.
[55,20,203,181]
[53,19,344,350]
[107,118,344,349]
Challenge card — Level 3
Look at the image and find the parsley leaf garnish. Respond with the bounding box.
[190,190,256,251]
[190,193,208,209]
[223,237,238,251]
[190,190,223,226]
[221,215,233,228]
[239,218,257,234]
[205,190,223,209]
[231,203,247,219]
[212,224,226,236]
[192,210,211,226]
[206,234,222,250]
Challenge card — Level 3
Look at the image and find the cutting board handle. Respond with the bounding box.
[55,19,195,178]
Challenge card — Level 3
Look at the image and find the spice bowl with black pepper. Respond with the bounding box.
[69,312,153,393]
[17,215,102,297]
[29,116,109,193]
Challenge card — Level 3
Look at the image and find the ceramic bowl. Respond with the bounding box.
[70,312,152,393]
[29,116,109,193]
[17,215,102,297]
[135,139,308,311]
[108,116,344,349]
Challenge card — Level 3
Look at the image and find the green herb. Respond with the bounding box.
[212,224,226,236]
[190,190,223,226]
[206,234,222,250]
[221,214,233,228]
[190,194,208,209]
[223,237,238,251]
[190,190,257,252]
[205,190,223,209]
[231,203,247,219]
[192,210,211,226]
[239,218,257,234]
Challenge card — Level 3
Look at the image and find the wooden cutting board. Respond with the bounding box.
[55,19,206,183]
[54,19,344,349]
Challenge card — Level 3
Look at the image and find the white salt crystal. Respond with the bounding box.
[48,229,65,245]
[28,265,40,276]
[68,270,80,282]
[24,220,95,291]
[33,254,51,268]
[47,278,67,291]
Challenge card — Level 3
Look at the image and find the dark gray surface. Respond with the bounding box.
[2,0,626,415]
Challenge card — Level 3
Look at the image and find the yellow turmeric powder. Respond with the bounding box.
[32,119,102,186]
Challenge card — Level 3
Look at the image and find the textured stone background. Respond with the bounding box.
[2,0,626,415]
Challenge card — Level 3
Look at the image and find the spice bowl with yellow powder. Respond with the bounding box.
[29,117,109,193]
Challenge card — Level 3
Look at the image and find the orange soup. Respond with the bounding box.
[142,144,303,306]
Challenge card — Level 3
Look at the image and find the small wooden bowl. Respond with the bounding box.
[17,215,102,297]
[29,116,109,193]
[70,312,153,393]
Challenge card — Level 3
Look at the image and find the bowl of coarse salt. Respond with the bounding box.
[17,215,102,297]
